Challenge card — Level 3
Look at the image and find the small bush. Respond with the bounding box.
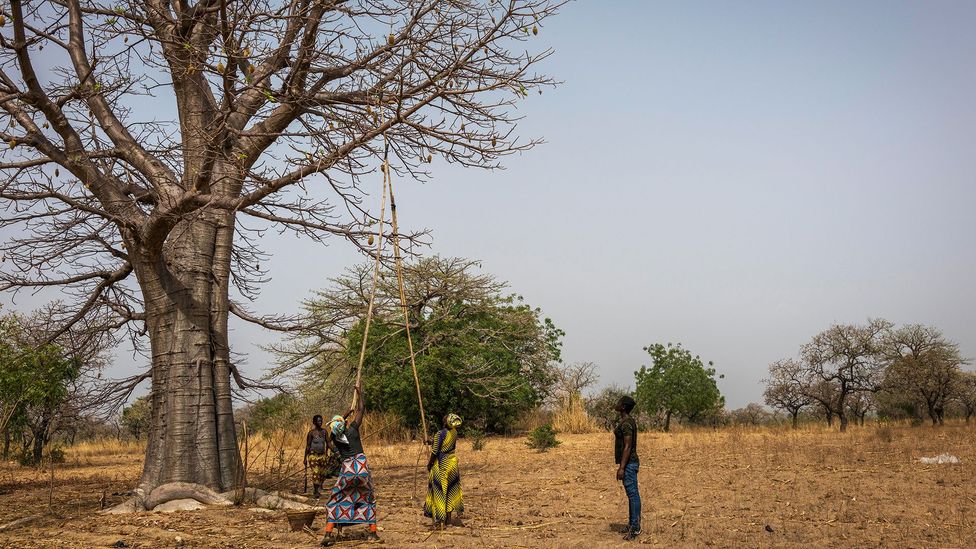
[17,450,35,467]
[468,428,486,451]
[526,424,561,452]
[875,426,894,443]
[49,447,66,464]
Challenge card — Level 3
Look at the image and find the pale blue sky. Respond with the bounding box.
[6,1,976,407]
[249,0,976,406]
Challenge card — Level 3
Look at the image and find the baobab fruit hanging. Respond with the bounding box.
[368,234,375,246]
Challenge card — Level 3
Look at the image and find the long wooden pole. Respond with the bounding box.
[351,153,389,410]
[388,180,428,440]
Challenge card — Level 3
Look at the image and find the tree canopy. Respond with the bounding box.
[634,343,723,432]
[0,311,83,463]
[280,256,562,433]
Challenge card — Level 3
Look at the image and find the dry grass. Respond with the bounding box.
[551,395,599,434]
[1,421,974,548]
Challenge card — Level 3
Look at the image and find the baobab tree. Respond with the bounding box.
[0,0,562,506]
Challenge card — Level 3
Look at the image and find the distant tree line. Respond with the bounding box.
[762,319,974,431]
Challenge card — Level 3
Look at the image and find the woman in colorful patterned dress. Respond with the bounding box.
[424,413,464,528]
[321,387,379,546]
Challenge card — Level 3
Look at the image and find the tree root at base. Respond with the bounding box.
[101,483,317,513]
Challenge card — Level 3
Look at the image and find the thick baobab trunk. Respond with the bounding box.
[134,213,240,495]
[790,410,799,429]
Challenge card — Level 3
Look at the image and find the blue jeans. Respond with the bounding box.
[623,462,641,533]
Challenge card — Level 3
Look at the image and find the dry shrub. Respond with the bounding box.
[67,438,145,460]
[359,410,413,446]
[513,408,552,433]
[552,394,598,434]
[875,425,895,443]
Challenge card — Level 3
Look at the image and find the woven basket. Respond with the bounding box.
[285,509,318,532]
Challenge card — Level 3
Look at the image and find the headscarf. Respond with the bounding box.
[328,415,346,438]
[446,413,462,428]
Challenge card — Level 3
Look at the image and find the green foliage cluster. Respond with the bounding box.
[348,297,562,433]
[634,343,724,431]
[0,313,81,464]
[245,393,303,433]
[120,397,151,440]
[525,424,560,452]
[290,257,563,435]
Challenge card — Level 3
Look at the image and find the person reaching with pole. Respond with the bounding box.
[321,386,379,546]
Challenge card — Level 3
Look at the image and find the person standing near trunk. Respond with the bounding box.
[305,415,329,498]
[614,395,641,541]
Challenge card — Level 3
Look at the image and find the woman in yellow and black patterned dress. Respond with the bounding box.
[424,413,464,528]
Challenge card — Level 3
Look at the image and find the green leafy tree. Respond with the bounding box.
[280,257,563,434]
[634,343,723,432]
[242,394,302,433]
[121,397,151,440]
[0,317,80,464]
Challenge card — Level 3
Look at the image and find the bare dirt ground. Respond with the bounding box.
[1,422,974,548]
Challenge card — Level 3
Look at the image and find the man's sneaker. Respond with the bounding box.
[622,529,641,541]
[366,531,381,542]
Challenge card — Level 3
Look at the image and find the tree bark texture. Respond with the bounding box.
[134,208,240,492]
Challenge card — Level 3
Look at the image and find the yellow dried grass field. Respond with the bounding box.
[1,422,974,548]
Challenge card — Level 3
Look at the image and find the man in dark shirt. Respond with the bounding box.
[614,395,641,541]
